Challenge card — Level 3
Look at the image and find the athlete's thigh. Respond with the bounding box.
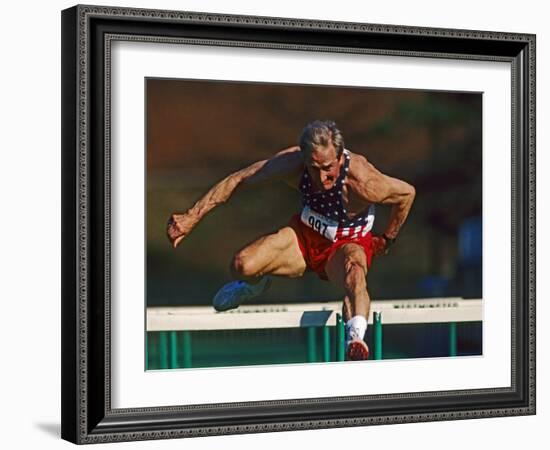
[324,243,368,288]
[237,226,307,277]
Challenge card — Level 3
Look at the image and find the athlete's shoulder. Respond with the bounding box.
[271,146,304,171]
[345,149,376,180]
[267,146,303,188]
[275,145,301,156]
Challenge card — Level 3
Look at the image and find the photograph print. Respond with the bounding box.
[146,78,483,370]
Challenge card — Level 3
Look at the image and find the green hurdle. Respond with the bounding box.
[169,331,178,369]
[158,331,168,369]
[149,317,463,368]
[306,322,341,363]
[306,327,317,362]
[449,322,458,357]
[323,325,331,362]
[371,313,460,358]
[151,331,192,369]
[151,322,342,368]
[146,299,481,368]
[336,313,345,361]
[182,330,192,368]
[374,312,383,360]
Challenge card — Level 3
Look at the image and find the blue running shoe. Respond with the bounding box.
[212,276,272,312]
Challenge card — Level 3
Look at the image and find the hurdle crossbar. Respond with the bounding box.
[147,298,482,331]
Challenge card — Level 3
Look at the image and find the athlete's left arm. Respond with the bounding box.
[352,156,416,242]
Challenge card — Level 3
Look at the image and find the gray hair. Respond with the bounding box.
[299,120,344,158]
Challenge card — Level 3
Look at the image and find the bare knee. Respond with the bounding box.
[230,251,259,279]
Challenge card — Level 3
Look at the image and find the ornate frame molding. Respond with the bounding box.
[61,5,536,444]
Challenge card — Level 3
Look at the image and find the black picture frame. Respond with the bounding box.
[61,4,536,444]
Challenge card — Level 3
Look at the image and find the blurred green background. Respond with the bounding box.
[146,79,482,307]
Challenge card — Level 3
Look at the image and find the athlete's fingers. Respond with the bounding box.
[172,235,185,249]
[167,224,185,248]
[371,236,388,257]
[167,222,180,237]
[167,214,185,240]
[166,220,178,242]
[167,212,197,248]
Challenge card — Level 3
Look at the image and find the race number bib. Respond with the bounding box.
[300,205,339,241]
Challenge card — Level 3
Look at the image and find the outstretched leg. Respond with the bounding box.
[324,243,371,360]
[230,226,307,281]
[342,295,353,322]
[213,226,307,311]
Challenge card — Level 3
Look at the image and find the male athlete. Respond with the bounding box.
[167,120,415,360]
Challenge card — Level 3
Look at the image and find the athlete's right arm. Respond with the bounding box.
[167,146,302,248]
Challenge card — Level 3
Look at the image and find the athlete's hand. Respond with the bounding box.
[372,235,389,257]
[167,212,197,249]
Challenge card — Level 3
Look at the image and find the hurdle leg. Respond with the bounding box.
[449,322,458,357]
[307,327,317,362]
[159,331,168,369]
[374,312,383,360]
[145,332,149,370]
[169,331,178,369]
[322,325,331,362]
[336,313,345,361]
[182,330,192,368]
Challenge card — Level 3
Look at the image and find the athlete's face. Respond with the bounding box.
[305,144,343,191]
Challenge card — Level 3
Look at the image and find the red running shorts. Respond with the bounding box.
[288,214,374,281]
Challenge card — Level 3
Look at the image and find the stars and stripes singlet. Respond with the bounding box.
[298,150,375,242]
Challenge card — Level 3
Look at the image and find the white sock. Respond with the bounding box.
[345,315,367,343]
